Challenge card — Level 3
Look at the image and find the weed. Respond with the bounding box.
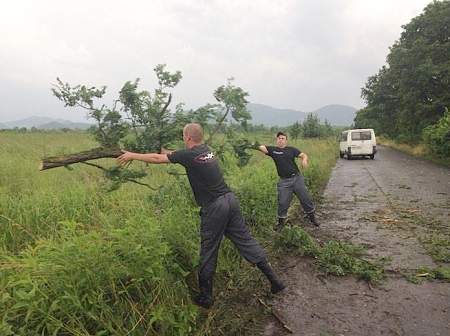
[276,227,385,283]
[419,234,450,263]
[404,266,450,283]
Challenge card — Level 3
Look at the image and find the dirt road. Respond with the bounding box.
[264,146,450,336]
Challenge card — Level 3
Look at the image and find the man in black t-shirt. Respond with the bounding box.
[117,123,285,309]
[256,131,318,229]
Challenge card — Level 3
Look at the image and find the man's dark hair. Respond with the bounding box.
[276,131,287,138]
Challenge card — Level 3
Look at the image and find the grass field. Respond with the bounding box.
[0,130,338,335]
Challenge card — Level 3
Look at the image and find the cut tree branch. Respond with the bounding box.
[40,147,123,171]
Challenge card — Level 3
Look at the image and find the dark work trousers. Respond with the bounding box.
[277,174,315,219]
[199,192,267,283]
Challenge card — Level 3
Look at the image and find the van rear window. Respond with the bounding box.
[351,131,371,140]
[341,132,348,141]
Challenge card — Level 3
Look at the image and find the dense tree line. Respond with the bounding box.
[355,0,449,156]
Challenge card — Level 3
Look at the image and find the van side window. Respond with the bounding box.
[351,131,371,141]
[341,132,348,141]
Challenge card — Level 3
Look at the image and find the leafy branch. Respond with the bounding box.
[45,68,257,190]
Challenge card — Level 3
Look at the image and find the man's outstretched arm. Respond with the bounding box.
[257,145,269,154]
[250,141,269,154]
[117,151,171,165]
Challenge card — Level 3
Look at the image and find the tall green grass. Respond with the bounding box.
[0,131,338,335]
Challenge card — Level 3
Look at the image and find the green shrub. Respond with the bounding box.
[423,108,450,158]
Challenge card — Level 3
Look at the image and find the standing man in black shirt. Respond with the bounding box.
[255,131,318,230]
[117,123,285,309]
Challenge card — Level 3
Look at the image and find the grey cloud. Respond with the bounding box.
[0,0,432,121]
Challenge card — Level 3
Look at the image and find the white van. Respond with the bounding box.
[339,129,377,160]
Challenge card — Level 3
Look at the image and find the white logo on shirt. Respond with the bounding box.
[194,152,215,163]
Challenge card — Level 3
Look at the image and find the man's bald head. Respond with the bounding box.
[183,123,204,144]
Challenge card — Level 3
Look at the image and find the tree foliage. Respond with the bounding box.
[52,80,128,147]
[355,1,450,143]
[287,115,336,139]
[289,121,302,139]
[51,67,254,189]
[207,78,251,143]
[302,113,321,138]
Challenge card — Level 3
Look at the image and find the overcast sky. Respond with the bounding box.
[0,0,432,122]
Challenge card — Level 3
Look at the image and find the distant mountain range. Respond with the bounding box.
[247,103,356,126]
[0,116,92,130]
[1,103,356,129]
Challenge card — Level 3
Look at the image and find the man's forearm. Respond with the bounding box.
[131,153,169,164]
[257,145,268,154]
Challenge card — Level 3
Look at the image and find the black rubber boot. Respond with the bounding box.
[307,212,319,226]
[193,276,213,309]
[256,261,286,294]
[275,217,287,231]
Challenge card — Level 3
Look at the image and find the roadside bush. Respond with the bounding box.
[423,108,450,158]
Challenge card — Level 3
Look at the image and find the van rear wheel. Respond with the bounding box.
[369,154,375,160]
[339,151,344,158]
[347,154,352,160]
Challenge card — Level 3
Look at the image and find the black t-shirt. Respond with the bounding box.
[266,146,302,178]
[167,144,231,207]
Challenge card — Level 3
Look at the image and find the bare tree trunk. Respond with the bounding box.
[40,147,123,171]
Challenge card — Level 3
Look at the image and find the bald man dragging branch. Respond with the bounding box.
[117,123,285,309]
